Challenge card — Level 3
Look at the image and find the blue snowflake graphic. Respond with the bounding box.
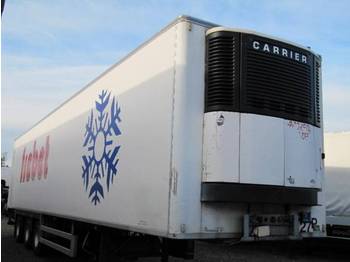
[82,90,121,205]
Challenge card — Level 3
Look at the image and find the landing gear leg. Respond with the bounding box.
[160,238,168,262]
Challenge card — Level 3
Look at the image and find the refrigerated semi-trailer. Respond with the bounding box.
[325,132,350,238]
[8,16,325,261]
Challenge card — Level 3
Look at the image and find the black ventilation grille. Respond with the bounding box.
[241,35,314,124]
[315,59,321,127]
[205,31,240,112]
[204,31,320,127]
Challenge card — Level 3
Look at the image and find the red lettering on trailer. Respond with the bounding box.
[31,141,37,181]
[26,153,32,182]
[288,121,311,140]
[44,137,50,178]
[38,147,44,180]
[19,136,50,183]
[20,149,26,182]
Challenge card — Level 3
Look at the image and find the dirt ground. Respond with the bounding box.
[2,217,349,262]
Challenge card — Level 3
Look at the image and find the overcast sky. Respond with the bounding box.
[2,0,350,164]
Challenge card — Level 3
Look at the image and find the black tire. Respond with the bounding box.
[24,220,33,248]
[14,216,24,243]
[33,224,44,256]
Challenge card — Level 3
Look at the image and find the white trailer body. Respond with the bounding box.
[325,132,350,231]
[8,16,325,246]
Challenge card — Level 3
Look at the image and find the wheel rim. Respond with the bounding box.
[25,228,29,242]
[34,232,39,248]
[16,224,20,237]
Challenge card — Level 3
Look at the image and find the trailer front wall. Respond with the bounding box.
[168,22,208,236]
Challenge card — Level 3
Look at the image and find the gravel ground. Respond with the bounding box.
[2,216,349,262]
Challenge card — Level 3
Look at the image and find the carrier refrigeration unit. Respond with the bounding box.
[8,16,325,261]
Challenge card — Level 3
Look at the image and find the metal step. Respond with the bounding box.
[39,218,78,257]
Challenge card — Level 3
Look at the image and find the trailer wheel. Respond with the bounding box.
[33,224,44,256]
[24,220,33,248]
[14,216,24,243]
